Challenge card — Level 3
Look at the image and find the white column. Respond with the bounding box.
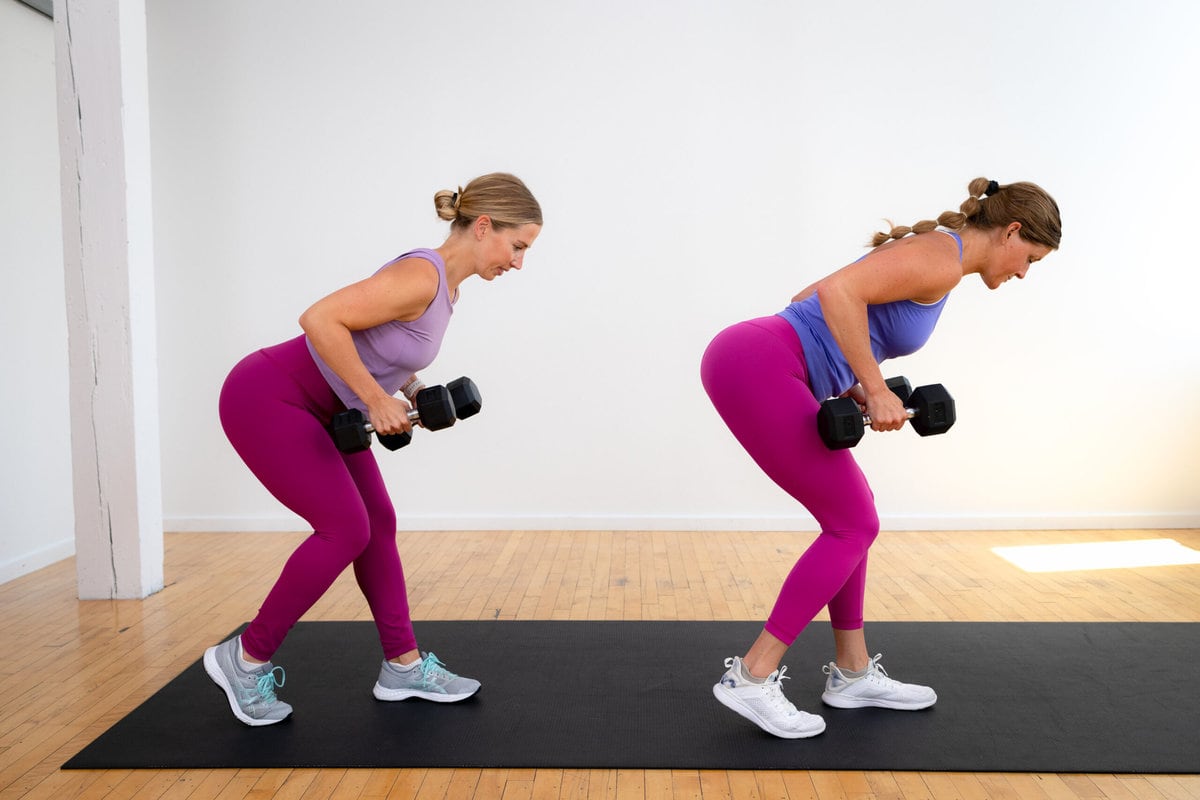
[55,0,163,599]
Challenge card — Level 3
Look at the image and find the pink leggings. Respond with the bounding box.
[218,335,416,662]
[700,316,879,645]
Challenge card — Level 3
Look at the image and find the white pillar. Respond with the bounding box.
[55,0,163,599]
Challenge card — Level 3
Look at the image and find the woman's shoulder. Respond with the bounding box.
[380,248,442,273]
[877,229,961,258]
[833,233,961,305]
[370,255,441,307]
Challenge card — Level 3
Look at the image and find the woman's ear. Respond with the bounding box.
[473,215,492,240]
[1005,221,1023,239]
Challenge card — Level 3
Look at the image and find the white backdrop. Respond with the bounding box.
[1,0,75,583]
[5,0,1198,582]
[148,0,1200,531]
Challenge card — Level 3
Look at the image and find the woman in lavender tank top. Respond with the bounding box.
[204,174,542,726]
[703,177,1061,739]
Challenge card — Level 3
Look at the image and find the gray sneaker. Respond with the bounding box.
[373,652,480,702]
[203,637,293,726]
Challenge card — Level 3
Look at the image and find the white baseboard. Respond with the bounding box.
[163,512,1200,533]
[0,538,76,585]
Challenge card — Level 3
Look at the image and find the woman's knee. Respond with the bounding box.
[859,506,881,542]
[823,509,880,554]
[368,502,397,541]
[854,508,881,549]
[313,506,375,560]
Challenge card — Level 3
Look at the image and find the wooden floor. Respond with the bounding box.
[2,528,1198,800]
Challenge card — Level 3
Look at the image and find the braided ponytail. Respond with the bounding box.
[869,177,1061,249]
[869,214,960,247]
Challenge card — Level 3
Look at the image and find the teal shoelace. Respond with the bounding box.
[418,653,456,690]
[255,666,286,703]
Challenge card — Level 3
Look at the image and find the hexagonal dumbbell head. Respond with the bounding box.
[331,408,373,453]
[817,396,866,449]
[447,376,482,419]
[413,385,457,431]
[885,375,912,405]
[375,430,413,451]
[907,384,956,437]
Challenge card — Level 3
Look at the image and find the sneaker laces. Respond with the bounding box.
[255,666,286,704]
[418,652,457,687]
[762,666,800,717]
[861,654,901,688]
[823,654,899,689]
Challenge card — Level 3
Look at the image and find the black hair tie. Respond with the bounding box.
[984,180,1001,197]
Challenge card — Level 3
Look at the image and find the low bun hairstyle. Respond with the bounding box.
[434,172,543,232]
[870,177,1061,250]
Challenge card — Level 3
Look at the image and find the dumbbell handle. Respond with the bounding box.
[362,407,422,435]
[861,407,919,426]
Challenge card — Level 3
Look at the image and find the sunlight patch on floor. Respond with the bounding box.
[992,538,1200,573]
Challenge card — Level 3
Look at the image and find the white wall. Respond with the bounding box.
[5,1,1194,584]
[147,0,1200,533]
[1,0,76,582]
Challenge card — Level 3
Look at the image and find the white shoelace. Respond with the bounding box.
[823,654,905,691]
[860,656,902,689]
[761,666,800,717]
[723,657,801,717]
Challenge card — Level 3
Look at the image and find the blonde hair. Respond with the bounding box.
[870,177,1062,250]
[434,173,542,231]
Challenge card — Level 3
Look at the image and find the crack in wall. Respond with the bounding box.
[107,514,117,598]
[66,2,121,599]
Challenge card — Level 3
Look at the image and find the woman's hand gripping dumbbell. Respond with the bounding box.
[330,376,482,453]
[816,376,955,450]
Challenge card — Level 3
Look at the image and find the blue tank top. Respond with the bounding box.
[306,248,454,413]
[777,231,960,400]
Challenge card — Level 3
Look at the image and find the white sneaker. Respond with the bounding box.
[821,653,937,710]
[712,656,826,739]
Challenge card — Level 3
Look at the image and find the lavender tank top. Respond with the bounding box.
[777,231,961,400]
[306,248,454,413]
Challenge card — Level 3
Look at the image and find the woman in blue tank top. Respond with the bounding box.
[703,177,1061,739]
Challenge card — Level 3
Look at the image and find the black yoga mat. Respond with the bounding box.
[64,621,1199,773]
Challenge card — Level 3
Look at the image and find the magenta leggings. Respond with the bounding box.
[219,335,416,662]
[700,316,880,645]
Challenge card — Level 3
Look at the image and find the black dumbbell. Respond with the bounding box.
[329,377,484,453]
[331,384,457,453]
[816,375,913,449]
[447,376,482,419]
[814,375,911,448]
[817,379,955,450]
[883,375,912,405]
